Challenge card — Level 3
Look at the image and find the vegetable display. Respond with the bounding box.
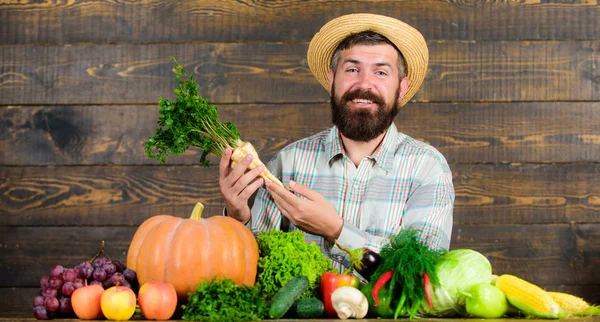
[145,57,284,188]
[256,230,335,300]
[126,202,259,300]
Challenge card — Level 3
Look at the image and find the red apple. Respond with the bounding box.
[71,284,104,320]
[101,285,137,321]
[138,281,178,320]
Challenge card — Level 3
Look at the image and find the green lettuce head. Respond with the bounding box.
[420,249,493,317]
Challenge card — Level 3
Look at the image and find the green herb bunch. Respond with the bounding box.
[145,57,242,167]
[370,229,445,318]
[256,230,335,300]
[182,277,268,321]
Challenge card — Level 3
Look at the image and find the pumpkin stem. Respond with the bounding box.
[190,202,205,220]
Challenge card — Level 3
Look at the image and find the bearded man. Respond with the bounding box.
[218,14,455,273]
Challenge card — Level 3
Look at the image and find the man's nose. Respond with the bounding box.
[356,72,374,90]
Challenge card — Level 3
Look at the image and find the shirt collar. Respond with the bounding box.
[325,126,345,163]
[324,123,402,173]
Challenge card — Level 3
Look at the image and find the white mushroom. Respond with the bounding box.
[331,286,369,319]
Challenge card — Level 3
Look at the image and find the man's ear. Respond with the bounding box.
[328,69,335,92]
[397,77,409,104]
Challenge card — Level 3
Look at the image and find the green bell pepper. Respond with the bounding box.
[361,282,395,318]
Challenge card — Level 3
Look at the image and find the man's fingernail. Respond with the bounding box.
[289,180,296,187]
[258,165,264,171]
[245,154,252,161]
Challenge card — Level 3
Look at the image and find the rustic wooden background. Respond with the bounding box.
[1,0,599,317]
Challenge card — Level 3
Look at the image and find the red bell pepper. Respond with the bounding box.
[320,272,360,316]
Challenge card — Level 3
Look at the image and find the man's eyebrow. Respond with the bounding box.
[341,59,393,69]
[375,62,393,68]
[342,58,361,65]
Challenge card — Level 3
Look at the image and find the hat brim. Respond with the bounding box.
[307,13,428,107]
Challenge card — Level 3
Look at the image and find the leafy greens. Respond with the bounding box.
[256,230,335,300]
[369,229,444,318]
[181,277,268,321]
[145,57,242,167]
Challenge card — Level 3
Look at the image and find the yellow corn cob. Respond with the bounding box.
[548,292,600,316]
[495,274,564,319]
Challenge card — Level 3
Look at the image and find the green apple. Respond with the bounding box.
[463,283,508,318]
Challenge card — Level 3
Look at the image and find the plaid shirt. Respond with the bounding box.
[250,123,454,273]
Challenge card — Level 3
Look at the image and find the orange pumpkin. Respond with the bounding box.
[126,202,259,300]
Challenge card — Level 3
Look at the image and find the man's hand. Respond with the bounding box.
[265,180,344,241]
[219,147,264,224]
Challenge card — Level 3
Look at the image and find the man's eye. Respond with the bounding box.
[346,68,358,73]
[376,71,388,76]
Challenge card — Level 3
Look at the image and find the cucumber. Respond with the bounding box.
[294,297,325,318]
[268,276,309,319]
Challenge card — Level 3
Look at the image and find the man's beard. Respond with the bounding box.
[331,86,400,142]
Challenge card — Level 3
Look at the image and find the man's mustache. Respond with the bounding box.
[341,89,385,107]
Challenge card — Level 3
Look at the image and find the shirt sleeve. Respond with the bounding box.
[401,154,455,251]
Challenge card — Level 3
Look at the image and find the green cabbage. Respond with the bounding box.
[420,249,493,317]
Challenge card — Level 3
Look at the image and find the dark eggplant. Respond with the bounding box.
[335,240,382,281]
[355,248,381,280]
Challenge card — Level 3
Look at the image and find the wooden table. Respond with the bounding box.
[2,312,600,322]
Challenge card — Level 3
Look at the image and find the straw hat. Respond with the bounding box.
[307,13,428,107]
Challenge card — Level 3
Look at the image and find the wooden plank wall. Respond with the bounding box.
[1,0,599,316]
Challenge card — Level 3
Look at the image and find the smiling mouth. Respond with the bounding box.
[352,98,373,104]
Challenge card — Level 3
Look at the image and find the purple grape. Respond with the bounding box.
[110,273,125,286]
[103,278,114,289]
[112,260,126,273]
[89,280,103,287]
[44,297,59,312]
[41,288,57,298]
[122,269,137,282]
[119,280,132,289]
[33,305,48,320]
[73,279,84,289]
[49,276,63,291]
[77,265,93,280]
[40,276,50,289]
[79,261,93,270]
[93,268,107,282]
[62,268,77,282]
[61,282,75,297]
[59,297,72,313]
[92,258,103,269]
[50,265,64,278]
[102,262,116,275]
[33,296,45,307]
